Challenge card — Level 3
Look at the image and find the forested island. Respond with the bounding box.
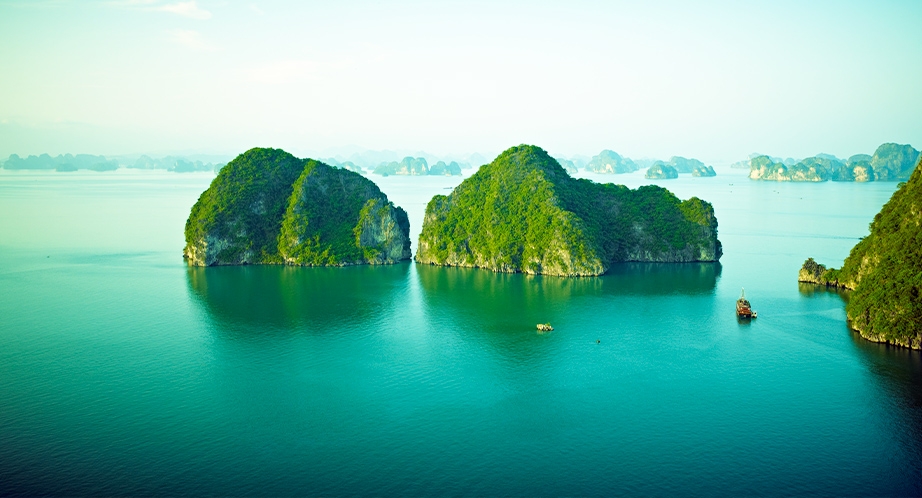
[416,145,721,276]
[184,148,411,267]
[748,143,918,182]
[798,155,922,349]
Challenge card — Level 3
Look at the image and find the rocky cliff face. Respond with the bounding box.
[184,148,411,267]
[416,145,721,277]
[832,162,874,182]
[354,199,412,264]
[798,155,922,349]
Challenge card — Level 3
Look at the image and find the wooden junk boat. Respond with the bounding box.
[737,288,757,319]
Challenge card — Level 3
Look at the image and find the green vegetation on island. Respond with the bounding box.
[644,161,678,179]
[416,145,721,276]
[184,148,411,267]
[798,155,922,349]
[748,143,918,182]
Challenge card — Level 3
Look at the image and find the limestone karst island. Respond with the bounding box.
[184,148,412,266]
[798,154,922,349]
[415,145,722,276]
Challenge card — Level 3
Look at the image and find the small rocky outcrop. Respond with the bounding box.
[184,148,411,267]
[797,257,848,288]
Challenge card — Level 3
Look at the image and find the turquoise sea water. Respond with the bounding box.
[0,168,920,496]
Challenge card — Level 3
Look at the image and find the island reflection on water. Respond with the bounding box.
[188,261,722,332]
[799,281,922,466]
[187,263,412,332]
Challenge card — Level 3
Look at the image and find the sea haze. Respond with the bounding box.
[0,168,920,496]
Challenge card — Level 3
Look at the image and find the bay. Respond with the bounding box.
[0,167,920,496]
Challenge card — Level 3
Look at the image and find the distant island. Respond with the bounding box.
[583,150,639,174]
[798,155,922,349]
[554,157,579,174]
[580,151,716,178]
[416,145,721,276]
[372,157,463,176]
[748,143,918,182]
[692,165,716,177]
[184,148,411,267]
[1,152,227,173]
[3,153,119,172]
[644,161,678,179]
[320,158,364,173]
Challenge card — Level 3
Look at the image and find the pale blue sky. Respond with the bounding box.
[1,0,920,162]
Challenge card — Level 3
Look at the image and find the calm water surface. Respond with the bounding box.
[1,168,920,496]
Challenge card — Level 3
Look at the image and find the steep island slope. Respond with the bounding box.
[798,155,922,349]
[416,145,721,276]
[184,148,411,266]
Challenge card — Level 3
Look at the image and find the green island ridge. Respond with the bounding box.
[184,147,411,267]
[415,145,722,276]
[798,155,922,349]
[749,143,919,182]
